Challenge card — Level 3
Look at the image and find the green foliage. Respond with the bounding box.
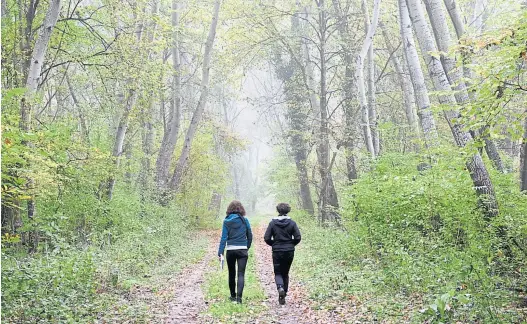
[285,149,527,323]
[2,250,98,322]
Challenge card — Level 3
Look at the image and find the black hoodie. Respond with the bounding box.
[264,215,301,252]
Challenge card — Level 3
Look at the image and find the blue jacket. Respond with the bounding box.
[218,213,253,256]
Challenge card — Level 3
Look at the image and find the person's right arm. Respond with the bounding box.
[218,221,228,256]
[264,221,274,246]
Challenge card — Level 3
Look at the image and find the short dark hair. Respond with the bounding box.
[226,200,246,216]
[276,203,291,215]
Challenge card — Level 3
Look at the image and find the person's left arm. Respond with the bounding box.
[246,218,253,249]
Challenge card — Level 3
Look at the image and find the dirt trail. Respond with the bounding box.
[251,223,345,324]
[164,232,217,323]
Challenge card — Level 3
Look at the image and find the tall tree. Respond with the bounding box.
[356,0,381,158]
[380,22,419,138]
[156,0,182,193]
[521,116,527,192]
[398,0,438,147]
[364,1,380,155]
[406,0,499,218]
[332,0,359,181]
[169,0,222,191]
[20,0,62,228]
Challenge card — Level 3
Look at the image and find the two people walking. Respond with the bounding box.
[217,201,301,305]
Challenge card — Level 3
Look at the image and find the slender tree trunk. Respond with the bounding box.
[442,0,464,38]
[66,73,89,144]
[399,0,438,147]
[332,0,358,181]
[364,5,380,155]
[431,0,504,172]
[18,0,61,251]
[156,0,182,192]
[357,0,381,158]
[472,0,486,33]
[169,0,221,191]
[140,0,159,194]
[521,116,527,192]
[406,0,498,218]
[380,22,419,137]
[315,0,340,222]
[106,90,138,199]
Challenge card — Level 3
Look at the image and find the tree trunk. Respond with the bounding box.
[398,0,438,147]
[332,0,359,181]
[380,22,419,137]
[472,0,486,33]
[315,0,340,222]
[156,0,182,192]
[429,0,504,172]
[442,0,464,38]
[140,0,159,194]
[406,0,498,218]
[66,73,90,144]
[356,0,381,158]
[169,0,221,191]
[18,0,61,250]
[364,5,380,155]
[106,90,138,199]
[521,116,527,192]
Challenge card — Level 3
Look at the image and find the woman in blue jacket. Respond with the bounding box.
[218,200,253,304]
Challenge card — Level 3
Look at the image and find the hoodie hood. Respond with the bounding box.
[225,213,244,229]
[273,215,292,228]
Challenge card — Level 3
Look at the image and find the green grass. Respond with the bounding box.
[202,248,267,321]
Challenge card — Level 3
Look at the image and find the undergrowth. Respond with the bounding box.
[292,151,527,323]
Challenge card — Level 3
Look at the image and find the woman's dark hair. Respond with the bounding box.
[226,200,246,216]
[276,203,291,216]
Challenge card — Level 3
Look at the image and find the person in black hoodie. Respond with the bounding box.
[264,203,301,305]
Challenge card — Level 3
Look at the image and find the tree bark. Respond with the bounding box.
[398,0,438,147]
[429,0,504,172]
[66,73,90,145]
[169,0,221,191]
[442,0,464,38]
[521,116,527,192]
[364,5,380,155]
[315,0,340,222]
[140,0,159,193]
[332,0,359,181]
[19,0,61,238]
[356,0,381,158]
[380,22,419,137]
[406,0,498,218]
[156,0,182,192]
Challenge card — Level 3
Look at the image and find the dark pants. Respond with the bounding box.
[272,251,295,293]
[226,249,248,298]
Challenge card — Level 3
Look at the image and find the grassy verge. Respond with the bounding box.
[291,212,421,322]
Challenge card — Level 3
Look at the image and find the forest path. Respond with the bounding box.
[251,223,353,324]
[164,231,217,323]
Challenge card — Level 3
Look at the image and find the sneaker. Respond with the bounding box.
[236,296,242,304]
[229,296,236,302]
[278,287,286,305]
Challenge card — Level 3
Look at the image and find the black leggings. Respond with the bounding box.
[226,249,248,298]
[272,251,294,293]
